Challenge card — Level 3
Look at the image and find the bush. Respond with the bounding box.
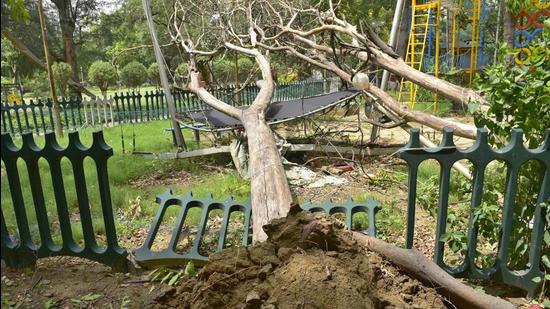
[24,72,50,99]
[88,61,118,97]
[120,61,147,90]
[175,63,189,84]
[147,63,161,88]
[52,62,72,97]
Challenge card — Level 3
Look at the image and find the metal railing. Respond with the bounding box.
[0,131,127,272]
[134,190,380,267]
[1,79,339,136]
[399,127,549,297]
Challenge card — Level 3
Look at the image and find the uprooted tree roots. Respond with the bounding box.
[147,207,516,309]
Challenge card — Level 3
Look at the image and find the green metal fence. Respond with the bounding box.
[133,190,381,267]
[0,131,127,272]
[1,79,337,136]
[399,128,549,297]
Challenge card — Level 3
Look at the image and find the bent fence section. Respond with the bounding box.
[0,131,127,272]
[399,128,549,297]
[1,79,338,136]
[133,190,381,267]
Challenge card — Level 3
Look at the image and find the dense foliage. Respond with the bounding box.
[474,25,550,149]
[474,24,549,284]
[147,63,161,88]
[52,62,73,97]
[120,61,147,90]
[88,61,118,97]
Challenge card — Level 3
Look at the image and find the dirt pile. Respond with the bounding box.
[149,208,447,309]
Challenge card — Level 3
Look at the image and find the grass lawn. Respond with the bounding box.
[1,120,250,248]
[82,85,160,99]
[21,85,161,101]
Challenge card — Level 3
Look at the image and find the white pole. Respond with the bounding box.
[380,0,407,91]
[371,0,407,142]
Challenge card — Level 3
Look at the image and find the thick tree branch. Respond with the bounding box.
[277,23,487,109]
[354,233,514,309]
[279,35,478,139]
[188,69,242,119]
[224,42,274,112]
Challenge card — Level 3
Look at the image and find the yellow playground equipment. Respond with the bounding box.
[398,0,485,111]
[398,0,441,111]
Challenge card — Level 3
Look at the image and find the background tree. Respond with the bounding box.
[88,60,118,97]
[120,61,147,90]
[49,0,99,92]
[1,37,23,84]
[52,62,72,97]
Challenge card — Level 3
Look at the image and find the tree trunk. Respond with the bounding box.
[502,8,515,49]
[61,25,78,81]
[186,44,293,243]
[241,108,293,242]
[365,49,487,109]
[354,232,515,309]
[52,0,80,96]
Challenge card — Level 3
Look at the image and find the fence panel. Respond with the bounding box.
[399,127,549,297]
[0,131,128,272]
[134,190,380,267]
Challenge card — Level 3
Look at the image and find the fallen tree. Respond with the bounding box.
[354,232,515,309]
[164,0,486,240]
[182,41,293,243]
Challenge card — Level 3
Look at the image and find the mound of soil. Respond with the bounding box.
[149,208,447,308]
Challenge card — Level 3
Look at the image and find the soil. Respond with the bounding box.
[148,209,447,309]
[0,257,153,308]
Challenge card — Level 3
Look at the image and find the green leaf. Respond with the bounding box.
[532,276,541,283]
[184,261,196,277]
[168,271,182,286]
[81,293,102,302]
[160,272,173,285]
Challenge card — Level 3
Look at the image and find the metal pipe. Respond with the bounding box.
[380,0,407,91]
[371,0,407,143]
[142,0,186,150]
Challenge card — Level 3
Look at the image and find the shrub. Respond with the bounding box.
[147,63,161,88]
[24,72,50,99]
[120,61,147,90]
[471,24,549,296]
[52,62,72,97]
[88,61,118,97]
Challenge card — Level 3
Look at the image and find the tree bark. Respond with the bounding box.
[1,29,96,99]
[502,8,515,49]
[242,109,293,242]
[52,0,81,95]
[187,44,293,242]
[353,232,516,309]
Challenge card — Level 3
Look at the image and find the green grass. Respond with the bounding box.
[83,85,159,99]
[22,85,160,101]
[1,120,250,248]
[385,89,459,117]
